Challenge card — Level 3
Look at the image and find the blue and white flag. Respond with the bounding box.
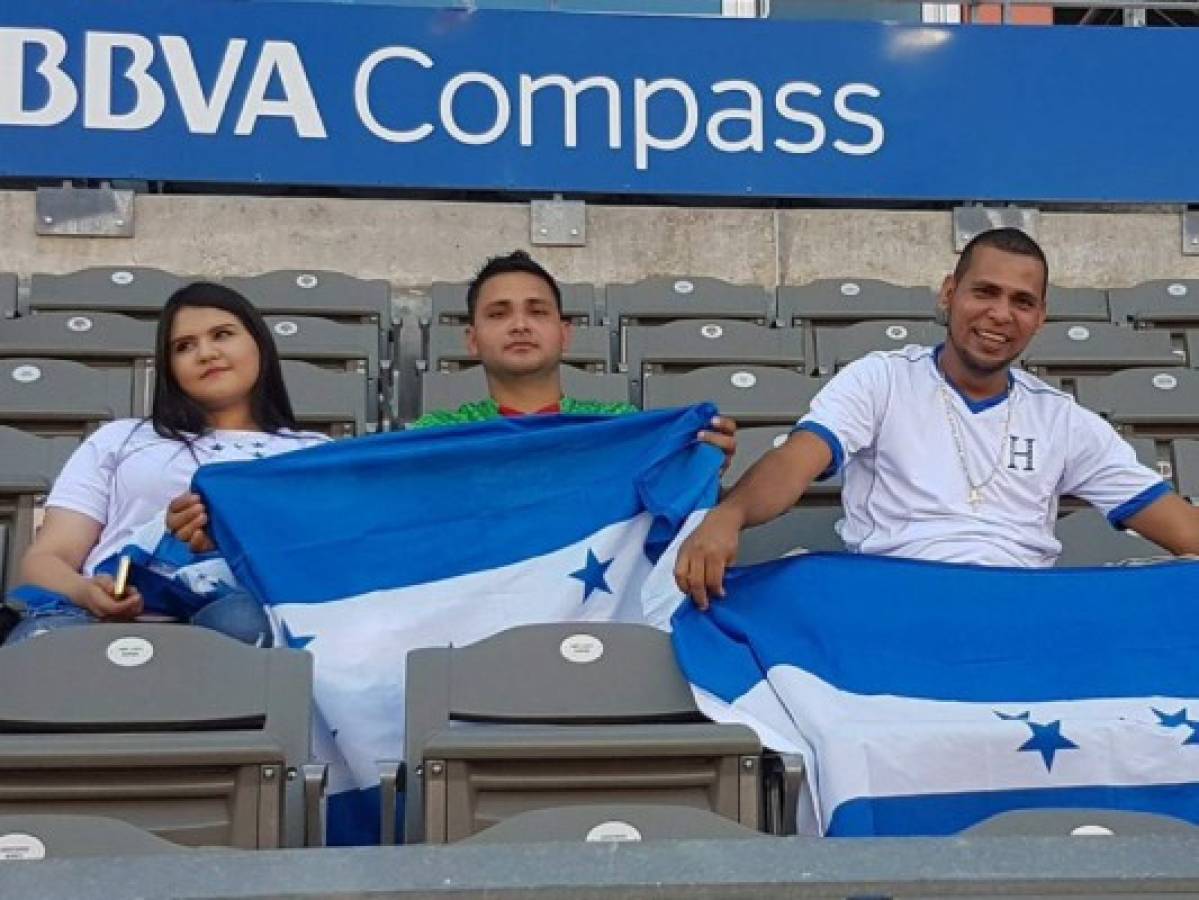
[186,406,721,844]
[668,552,1199,836]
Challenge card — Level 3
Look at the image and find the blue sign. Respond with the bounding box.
[0,0,1195,202]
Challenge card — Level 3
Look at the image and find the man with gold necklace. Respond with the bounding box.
[676,228,1199,609]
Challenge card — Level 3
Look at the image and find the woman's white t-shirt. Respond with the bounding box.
[46,418,330,574]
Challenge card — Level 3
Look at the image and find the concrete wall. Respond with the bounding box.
[2,191,1197,292]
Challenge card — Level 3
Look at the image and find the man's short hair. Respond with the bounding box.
[953,227,1049,296]
[466,250,563,322]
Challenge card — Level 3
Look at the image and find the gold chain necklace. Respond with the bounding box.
[937,381,1016,512]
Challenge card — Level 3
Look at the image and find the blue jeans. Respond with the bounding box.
[3,591,275,648]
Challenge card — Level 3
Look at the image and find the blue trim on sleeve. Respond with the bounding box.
[791,421,844,481]
[1107,480,1172,529]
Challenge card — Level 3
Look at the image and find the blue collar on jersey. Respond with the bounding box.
[932,343,1014,414]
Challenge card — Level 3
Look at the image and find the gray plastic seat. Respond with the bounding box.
[642,366,826,427]
[0,428,80,592]
[966,808,1197,836]
[0,815,190,859]
[1054,509,1163,567]
[403,622,763,844]
[1109,280,1199,327]
[0,624,325,849]
[26,268,186,317]
[266,316,379,374]
[738,506,845,566]
[778,279,935,327]
[0,359,132,436]
[623,320,803,383]
[605,278,770,327]
[813,321,945,375]
[1074,368,1199,438]
[429,282,596,325]
[0,273,15,318]
[222,271,392,327]
[1042,286,1111,322]
[461,803,766,845]
[424,324,610,373]
[280,360,371,436]
[1022,323,1184,376]
[419,365,630,417]
[725,427,841,499]
[1173,440,1199,501]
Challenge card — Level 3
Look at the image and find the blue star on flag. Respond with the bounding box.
[1018,719,1078,771]
[1153,707,1189,728]
[570,549,614,603]
[1183,721,1199,746]
[994,710,1032,721]
[279,620,314,651]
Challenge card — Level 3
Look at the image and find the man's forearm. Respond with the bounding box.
[717,430,834,529]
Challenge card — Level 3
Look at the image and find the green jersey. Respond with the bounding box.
[410,396,637,429]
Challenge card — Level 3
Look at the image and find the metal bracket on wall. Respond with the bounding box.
[952,205,1039,253]
[35,183,135,237]
[1183,209,1199,257]
[530,197,586,247]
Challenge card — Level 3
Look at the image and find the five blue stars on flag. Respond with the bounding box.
[570,549,614,603]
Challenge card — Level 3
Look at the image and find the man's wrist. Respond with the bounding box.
[709,501,747,532]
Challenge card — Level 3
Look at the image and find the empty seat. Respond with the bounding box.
[280,360,371,436]
[1109,280,1199,328]
[26,268,186,317]
[1173,440,1199,501]
[623,320,803,381]
[0,815,189,858]
[1054,509,1163,567]
[642,366,826,427]
[223,271,392,327]
[1074,368,1199,439]
[739,507,845,565]
[461,803,766,845]
[0,428,80,593]
[1042,286,1110,322]
[605,278,770,327]
[0,359,132,436]
[404,623,762,844]
[813,321,945,375]
[966,808,1197,836]
[725,427,841,499]
[429,282,596,325]
[420,366,630,416]
[0,273,15,318]
[266,316,379,374]
[778,279,935,327]
[0,625,325,848]
[424,324,610,373]
[1021,323,1183,376]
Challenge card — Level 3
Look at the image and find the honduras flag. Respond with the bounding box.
[666,552,1199,836]
[183,405,721,844]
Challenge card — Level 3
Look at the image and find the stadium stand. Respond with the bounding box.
[605,277,771,327]
[280,359,372,436]
[642,366,826,426]
[812,320,946,374]
[777,279,936,327]
[0,625,326,849]
[24,267,187,318]
[1054,509,1164,567]
[0,815,190,858]
[726,426,842,499]
[459,803,767,844]
[966,808,1199,836]
[0,428,79,593]
[739,506,846,565]
[402,623,763,843]
[1021,322,1186,376]
[1074,368,1199,439]
[0,358,132,436]
[1109,280,1199,327]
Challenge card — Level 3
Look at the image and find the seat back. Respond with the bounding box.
[1174,439,1199,501]
[0,814,189,859]
[1021,323,1183,376]
[1109,280,1199,327]
[643,366,824,426]
[605,278,769,328]
[222,271,391,326]
[779,279,934,327]
[1054,509,1163,567]
[460,803,765,845]
[623,320,803,377]
[405,623,762,843]
[27,268,185,317]
[966,808,1197,836]
[1074,368,1199,439]
[0,428,80,592]
[739,507,845,565]
[0,359,131,436]
[1042,286,1110,322]
[0,273,15,318]
[0,625,316,849]
[280,359,371,436]
[813,320,945,374]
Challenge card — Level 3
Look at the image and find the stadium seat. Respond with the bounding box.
[812,320,945,374]
[623,319,803,382]
[1054,509,1163,567]
[429,281,596,325]
[419,365,630,416]
[1183,331,1199,368]
[725,427,841,499]
[1074,368,1199,439]
[1109,280,1199,328]
[1173,440,1199,501]
[0,815,190,859]
[642,366,825,426]
[1042,285,1111,322]
[0,625,325,849]
[738,506,845,565]
[460,803,766,845]
[604,277,770,327]
[402,622,763,843]
[965,808,1197,836]
[0,359,132,436]
[0,273,15,319]
[777,279,935,327]
[0,428,80,593]
[280,359,372,436]
[266,315,379,374]
[223,270,392,327]
[26,267,186,317]
[1021,322,1183,376]
[424,323,611,373]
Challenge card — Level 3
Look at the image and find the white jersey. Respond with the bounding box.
[796,345,1169,568]
[47,419,330,574]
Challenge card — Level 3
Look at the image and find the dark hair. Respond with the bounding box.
[953,227,1049,294]
[150,282,299,441]
[465,250,562,323]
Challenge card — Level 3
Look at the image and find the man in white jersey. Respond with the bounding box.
[676,228,1199,607]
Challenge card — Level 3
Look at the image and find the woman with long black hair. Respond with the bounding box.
[6,282,328,644]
